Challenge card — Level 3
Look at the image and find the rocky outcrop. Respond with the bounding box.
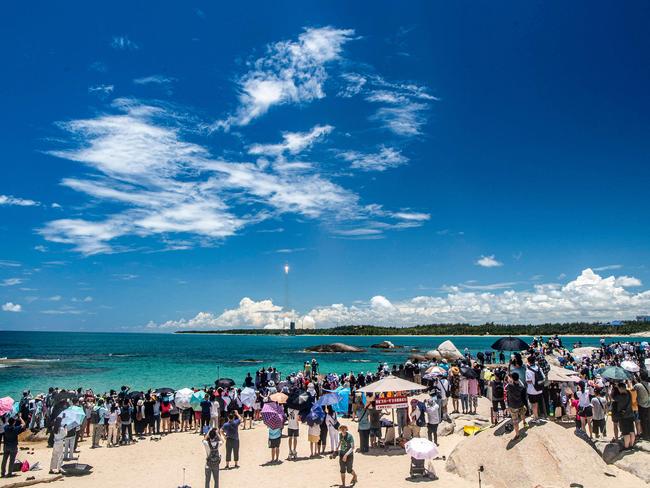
[446,421,641,488]
[425,350,443,360]
[370,340,401,349]
[438,420,455,436]
[305,343,365,353]
[436,340,464,361]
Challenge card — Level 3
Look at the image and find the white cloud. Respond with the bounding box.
[34,245,48,252]
[249,125,333,156]
[475,255,503,268]
[338,73,366,97]
[88,84,114,96]
[615,276,642,287]
[392,212,430,221]
[113,273,139,281]
[51,203,62,209]
[2,302,22,312]
[1,278,23,286]
[370,103,427,136]
[339,146,408,172]
[217,27,354,128]
[593,264,623,271]
[0,260,21,267]
[133,75,176,85]
[149,269,650,329]
[0,195,39,206]
[48,295,62,301]
[111,36,139,50]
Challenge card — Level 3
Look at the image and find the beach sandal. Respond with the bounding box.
[351,474,358,485]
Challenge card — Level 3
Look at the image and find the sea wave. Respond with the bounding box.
[0,358,61,363]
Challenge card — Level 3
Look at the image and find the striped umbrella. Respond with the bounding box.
[261,402,284,429]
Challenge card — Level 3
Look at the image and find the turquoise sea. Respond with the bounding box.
[0,331,629,399]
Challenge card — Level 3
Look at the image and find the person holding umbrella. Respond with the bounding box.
[337,424,358,488]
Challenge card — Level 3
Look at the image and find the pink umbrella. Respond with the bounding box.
[0,397,14,416]
[261,402,284,429]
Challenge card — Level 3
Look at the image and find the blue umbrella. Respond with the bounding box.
[305,405,325,426]
[316,392,342,407]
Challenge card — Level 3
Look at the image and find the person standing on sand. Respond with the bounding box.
[1,416,25,478]
[49,416,67,474]
[268,423,282,464]
[220,411,241,469]
[286,407,300,459]
[203,428,223,488]
[337,424,358,488]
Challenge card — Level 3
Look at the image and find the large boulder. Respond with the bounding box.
[615,450,650,483]
[594,439,622,464]
[370,340,401,349]
[446,421,641,488]
[425,350,443,360]
[572,346,599,358]
[305,343,365,353]
[437,340,464,361]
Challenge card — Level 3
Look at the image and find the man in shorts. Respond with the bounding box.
[286,407,300,460]
[507,372,527,439]
[525,356,544,423]
[337,424,357,488]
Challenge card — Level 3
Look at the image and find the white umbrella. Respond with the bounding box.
[621,360,640,373]
[358,375,427,394]
[240,387,256,407]
[174,388,193,409]
[405,437,439,460]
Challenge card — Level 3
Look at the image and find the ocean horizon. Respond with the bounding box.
[0,330,633,399]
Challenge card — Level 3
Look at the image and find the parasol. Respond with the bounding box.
[425,366,447,376]
[240,387,256,407]
[358,375,427,394]
[491,337,529,351]
[305,405,326,426]
[215,378,235,390]
[154,387,175,396]
[621,360,640,373]
[174,388,194,409]
[316,392,343,407]
[261,402,284,429]
[599,366,633,381]
[0,397,14,416]
[405,437,439,460]
[460,366,479,379]
[59,405,85,427]
[190,390,206,410]
[269,392,288,404]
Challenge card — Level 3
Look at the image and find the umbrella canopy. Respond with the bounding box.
[0,397,14,416]
[128,391,144,401]
[547,366,581,383]
[261,402,284,429]
[190,390,206,409]
[53,391,78,405]
[491,337,529,351]
[425,366,447,376]
[154,387,175,396]
[600,366,633,381]
[621,360,640,373]
[215,378,235,389]
[316,392,342,407]
[286,389,310,409]
[269,392,288,404]
[460,366,479,379]
[174,388,194,409]
[305,404,326,426]
[59,405,85,427]
[358,375,427,394]
[405,437,439,460]
[240,387,256,407]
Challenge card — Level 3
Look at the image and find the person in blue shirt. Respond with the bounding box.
[1,416,25,478]
[268,425,282,464]
[200,395,212,433]
[219,411,241,469]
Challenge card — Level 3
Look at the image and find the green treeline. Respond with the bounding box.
[175,321,650,336]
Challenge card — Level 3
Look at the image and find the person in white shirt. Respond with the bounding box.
[525,356,544,422]
[209,398,220,429]
[286,408,300,460]
[576,382,593,437]
[591,389,609,439]
[425,399,441,444]
[107,404,120,447]
[49,417,68,474]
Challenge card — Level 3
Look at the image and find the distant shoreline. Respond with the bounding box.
[175,331,650,338]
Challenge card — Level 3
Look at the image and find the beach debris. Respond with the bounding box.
[305,343,365,353]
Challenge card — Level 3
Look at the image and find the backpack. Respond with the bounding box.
[206,440,221,468]
[416,402,427,427]
[90,409,100,424]
[528,366,544,390]
[120,408,131,422]
[493,381,504,400]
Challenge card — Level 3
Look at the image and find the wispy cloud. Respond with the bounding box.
[88,84,114,97]
[475,255,503,268]
[2,302,22,312]
[0,195,39,207]
[593,264,623,271]
[133,75,176,85]
[216,27,355,128]
[338,146,407,172]
[273,248,306,254]
[113,273,139,281]
[111,36,139,50]
[1,278,23,286]
[0,260,21,267]
[249,125,333,157]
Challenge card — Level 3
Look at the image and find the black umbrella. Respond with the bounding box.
[491,337,529,351]
[460,366,479,379]
[53,391,78,404]
[61,463,93,476]
[154,387,175,396]
[215,378,235,389]
[128,391,144,400]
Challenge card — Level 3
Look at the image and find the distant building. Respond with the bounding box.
[637,315,650,323]
[608,320,623,326]
[289,321,296,335]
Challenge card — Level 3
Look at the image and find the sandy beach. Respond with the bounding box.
[2,396,644,488]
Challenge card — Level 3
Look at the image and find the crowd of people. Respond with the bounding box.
[1,337,649,487]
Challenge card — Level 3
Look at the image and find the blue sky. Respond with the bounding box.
[1,1,649,331]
